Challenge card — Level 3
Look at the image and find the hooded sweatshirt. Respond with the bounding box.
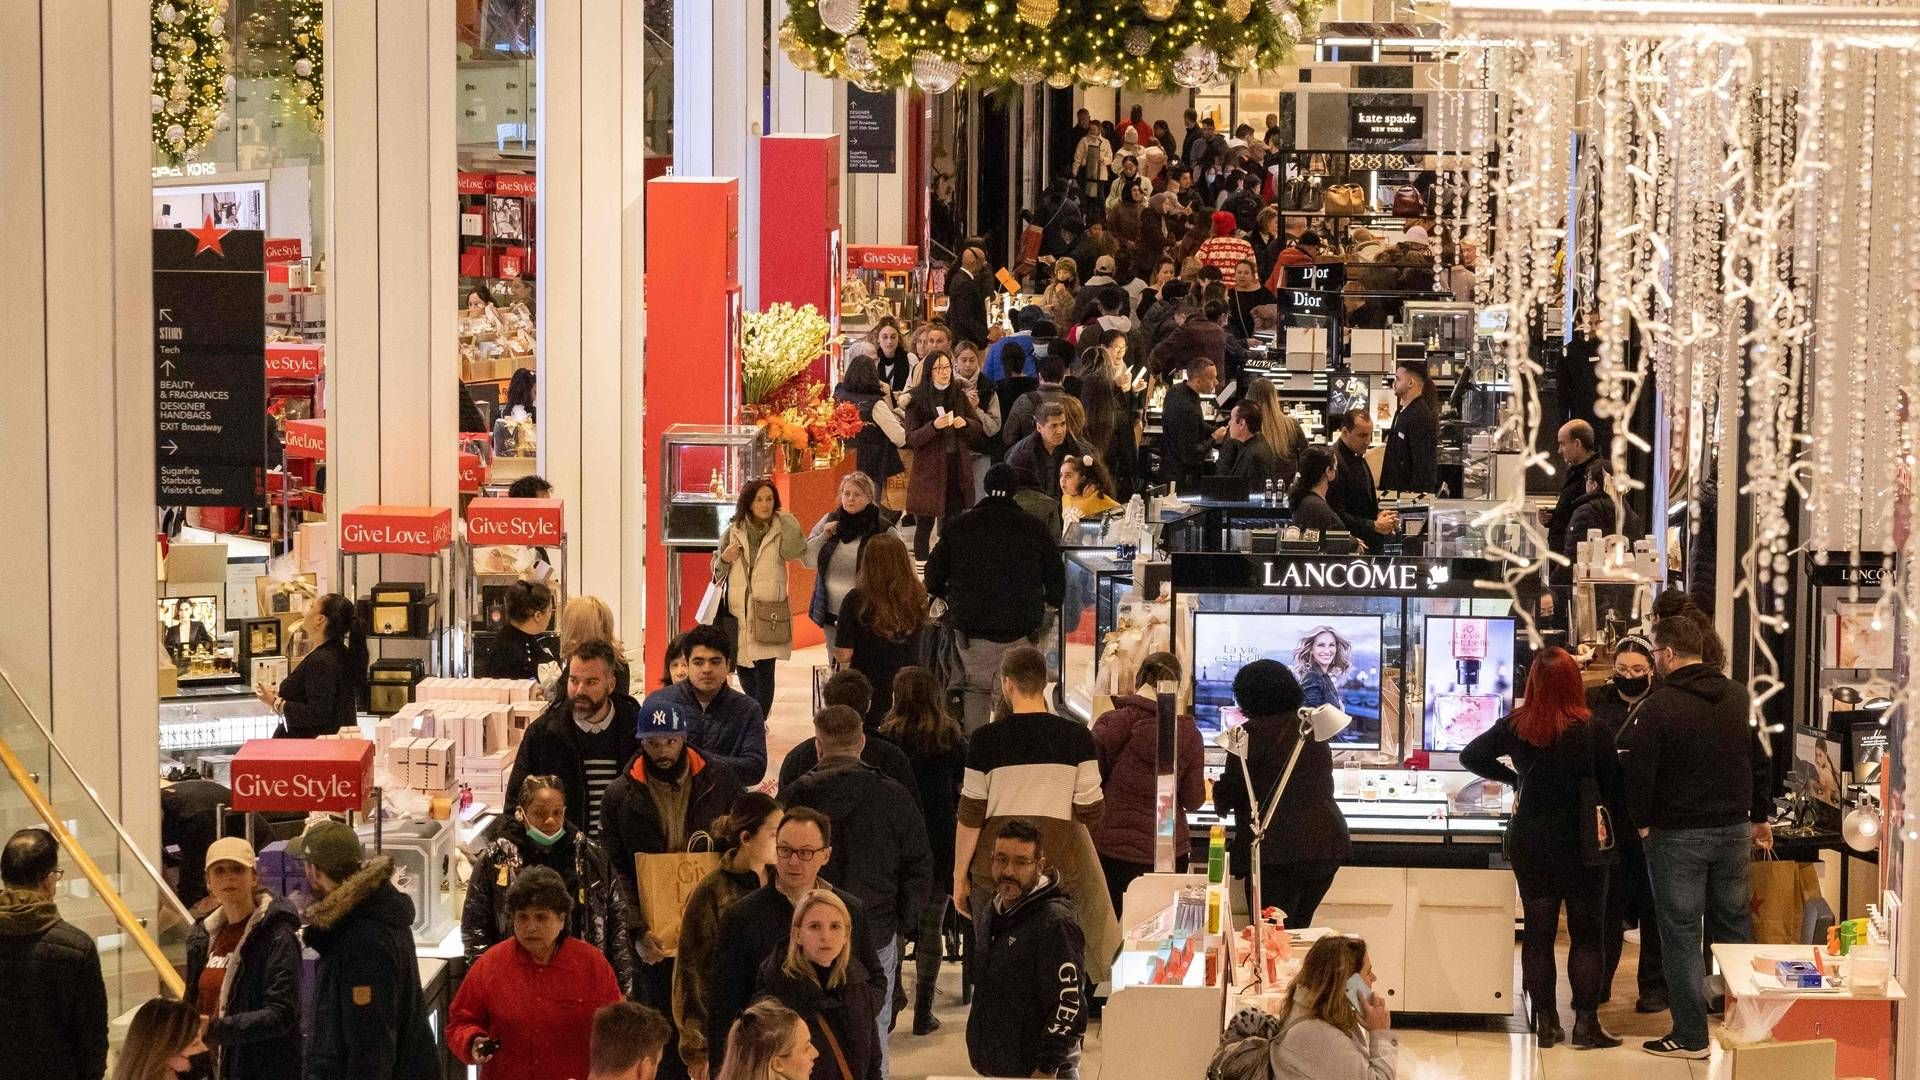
[0,886,107,1080]
[1620,663,1775,831]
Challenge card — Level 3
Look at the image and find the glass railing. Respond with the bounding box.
[0,670,191,1027]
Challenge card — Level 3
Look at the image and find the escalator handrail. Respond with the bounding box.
[0,668,189,997]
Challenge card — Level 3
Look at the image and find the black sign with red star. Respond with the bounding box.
[154,227,266,505]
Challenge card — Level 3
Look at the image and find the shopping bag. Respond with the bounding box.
[695,578,727,624]
[634,835,721,956]
[1749,852,1822,944]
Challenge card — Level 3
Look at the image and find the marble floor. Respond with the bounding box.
[763,648,1729,1079]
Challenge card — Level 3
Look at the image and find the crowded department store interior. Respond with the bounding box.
[8,0,1920,1078]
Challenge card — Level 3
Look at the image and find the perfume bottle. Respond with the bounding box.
[1435,619,1500,748]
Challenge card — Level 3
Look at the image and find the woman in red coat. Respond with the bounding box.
[1090,652,1206,920]
[449,866,623,1080]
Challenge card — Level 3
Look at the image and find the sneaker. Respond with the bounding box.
[1642,1036,1709,1059]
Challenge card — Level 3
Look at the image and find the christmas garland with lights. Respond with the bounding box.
[281,0,325,133]
[780,0,1321,94]
[152,0,234,164]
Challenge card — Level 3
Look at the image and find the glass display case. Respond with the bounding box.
[1797,553,1898,740]
[1421,499,1537,561]
[661,424,760,631]
[1058,551,1136,722]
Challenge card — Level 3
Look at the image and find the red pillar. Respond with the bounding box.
[642,178,741,686]
[757,133,842,385]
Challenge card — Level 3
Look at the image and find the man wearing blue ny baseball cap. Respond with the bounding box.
[600,688,745,995]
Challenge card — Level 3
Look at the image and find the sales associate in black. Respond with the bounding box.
[1159,355,1224,490]
[1288,446,1346,536]
[1215,400,1283,487]
[946,240,992,349]
[1378,359,1439,494]
[1539,419,1600,624]
[1325,409,1399,551]
[259,594,367,737]
[477,579,560,680]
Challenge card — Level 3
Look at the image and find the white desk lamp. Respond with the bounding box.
[1214,702,1352,988]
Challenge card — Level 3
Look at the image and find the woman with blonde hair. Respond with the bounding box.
[549,595,631,698]
[716,999,818,1080]
[753,889,883,1080]
[1245,376,1306,485]
[1267,935,1395,1079]
[110,997,208,1080]
[1293,624,1355,712]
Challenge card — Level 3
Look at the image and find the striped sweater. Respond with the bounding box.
[959,712,1104,828]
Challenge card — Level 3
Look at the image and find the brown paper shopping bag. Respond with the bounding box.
[634,835,720,956]
[1749,851,1823,945]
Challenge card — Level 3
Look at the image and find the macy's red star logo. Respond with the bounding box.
[187,214,232,257]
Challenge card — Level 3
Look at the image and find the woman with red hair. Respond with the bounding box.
[1460,646,1624,1051]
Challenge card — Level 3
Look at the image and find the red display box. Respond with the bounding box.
[229,739,374,813]
[266,342,325,379]
[339,505,453,555]
[466,497,564,547]
[283,419,326,460]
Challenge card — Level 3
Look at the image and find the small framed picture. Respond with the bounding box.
[239,617,283,661]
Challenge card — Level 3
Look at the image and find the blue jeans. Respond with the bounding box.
[875,936,899,1076]
[1644,823,1754,1047]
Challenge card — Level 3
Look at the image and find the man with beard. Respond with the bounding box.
[506,639,642,834]
[296,820,438,1080]
[966,818,1088,1080]
[601,693,744,1077]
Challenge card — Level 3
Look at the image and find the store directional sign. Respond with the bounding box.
[154,224,266,505]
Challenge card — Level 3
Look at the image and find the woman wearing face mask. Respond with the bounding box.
[717,478,808,717]
[260,593,368,737]
[110,997,209,1080]
[1587,637,1667,1013]
[676,793,783,1080]
[450,867,624,1080]
[754,890,883,1080]
[902,351,988,561]
[462,775,634,995]
[717,1000,819,1080]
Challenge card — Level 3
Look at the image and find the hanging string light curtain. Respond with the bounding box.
[1442,0,1920,833]
[152,0,235,164]
[779,0,1325,93]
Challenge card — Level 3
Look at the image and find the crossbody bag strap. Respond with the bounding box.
[816,1013,856,1080]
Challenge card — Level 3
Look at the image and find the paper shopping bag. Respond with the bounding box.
[1749,853,1822,944]
[635,845,721,955]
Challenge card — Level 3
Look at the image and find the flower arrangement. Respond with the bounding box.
[741,302,831,405]
[746,378,867,470]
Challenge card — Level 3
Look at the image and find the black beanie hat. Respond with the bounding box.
[1233,659,1304,719]
[983,464,1020,498]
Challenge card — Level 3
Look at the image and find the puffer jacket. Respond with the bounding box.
[0,886,107,1080]
[302,857,440,1080]
[461,822,634,994]
[715,509,807,665]
[183,892,303,1080]
[1090,693,1207,866]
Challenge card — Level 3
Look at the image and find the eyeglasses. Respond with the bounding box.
[990,854,1038,870]
[776,845,826,863]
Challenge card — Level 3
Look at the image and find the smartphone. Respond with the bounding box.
[474,1036,502,1059]
[1345,973,1372,1014]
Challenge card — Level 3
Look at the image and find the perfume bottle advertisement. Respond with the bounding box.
[1422,616,1516,751]
[1191,612,1383,745]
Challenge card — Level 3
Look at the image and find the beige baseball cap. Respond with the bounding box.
[205,836,257,871]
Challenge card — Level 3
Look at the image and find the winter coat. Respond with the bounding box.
[503,693,644,834]
[1620,663,1774,831]
[805,505,898,633]
[924,495,1064,641]
[946,266,991,349]
[447,936,622,1080]
[706,883,885,1068]
[1545,454,1600,586]
[1213,712,1352,869]
[302,857,440,1080]
[599,748,745,936]
[780,758,935,943]
[1460,716,1623,888]
[1564,489,1648,616]
[0,887,107,1080]
[757,954,885,1080]
[277,638,362,737]
[903,388,989,518]
[183,892,303,1080]
[1091,693,1207,867]
[460,823,634,995]
[660,679,770,785]
[966,877,1089,1079]
[1006,432,1094,499]
[1378,395,1439,494]
[832,384,902,484]
[672,853,764,1069]
[894,735,968,883]
[1004,384,1072,450]
[1218,435,1284,489]
[1148,315,1228,379]
[777,727,920,797]
[1073,133,1113,183]
[1158,381,1216,489]
[1327,438,1385,549]
[715,509,806,665]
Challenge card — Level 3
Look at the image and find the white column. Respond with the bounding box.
[538,0,651,641]
[0,0,159,854]
[325,0,459,516]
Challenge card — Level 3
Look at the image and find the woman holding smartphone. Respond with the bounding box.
[901,350,987,560]
[1267,935,1395,1080]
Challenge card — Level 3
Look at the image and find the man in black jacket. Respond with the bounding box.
[1006,402,1093,499]
[776,669,919,797]
[1378,359,1439,494]
[295,821,438,1080]
[945,240,992,349]
[1326,409,1398,551]
[925,464,1066,733]
[781,706,934,1074]
[1159,356,1224,490]
[704,808,886,1070]
[1619,616,1774,1060]
[1216,400,1284,489]
[504,641,642,835]
[601,693,744,1027]
[0,829,107,1080]
[966,817,1088,1080]
[1540,419,1600,625]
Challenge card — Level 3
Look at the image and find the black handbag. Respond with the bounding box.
[1575,724,1619,867]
